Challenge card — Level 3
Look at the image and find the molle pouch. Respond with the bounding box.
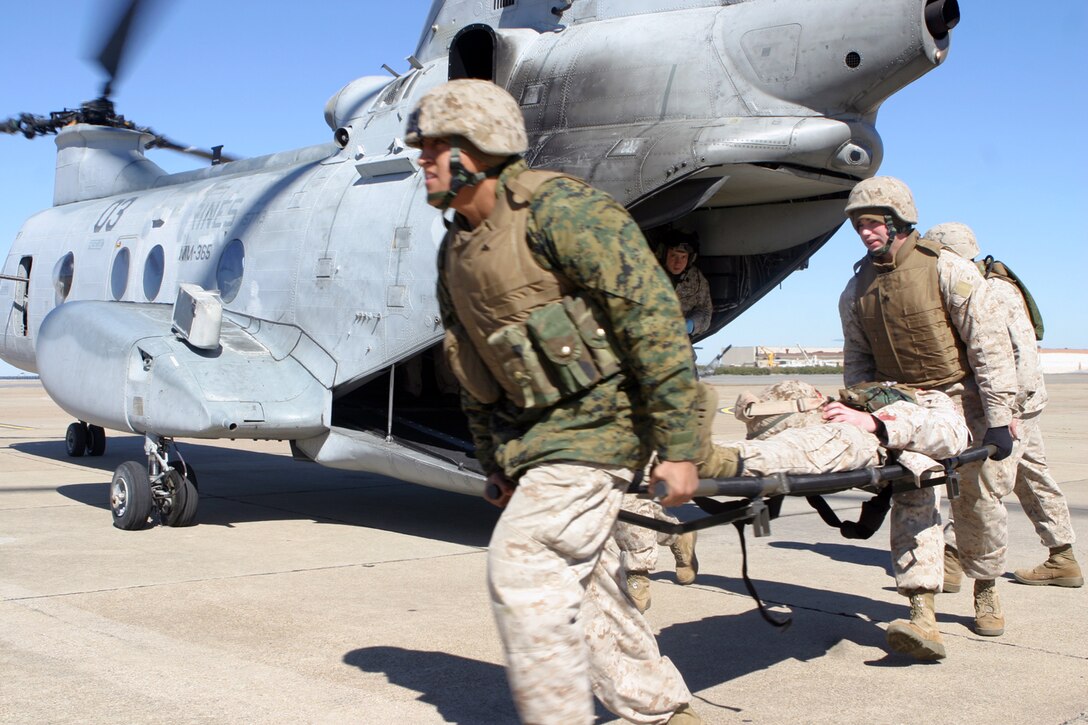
[443,327,501,404]
[486,324,561,409]
[839,381,918,413]
[562,296,620,379]
[526,301,602,396]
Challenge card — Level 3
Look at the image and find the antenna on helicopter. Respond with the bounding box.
[1,0,236,164]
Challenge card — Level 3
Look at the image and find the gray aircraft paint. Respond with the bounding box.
[0,0,957,498]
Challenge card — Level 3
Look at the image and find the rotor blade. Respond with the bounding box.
[94,0,160,96]
[145,133,239,164]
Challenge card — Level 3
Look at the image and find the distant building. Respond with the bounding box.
[706,346,1088,374]
[1040,349,1088,374]
[706,345,843,369]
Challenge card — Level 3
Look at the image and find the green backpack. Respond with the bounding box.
[978,256,1045,341]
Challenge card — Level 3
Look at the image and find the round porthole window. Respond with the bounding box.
[143,244,165,301]
[111,247,131,300]
[53,252,75,305]
[216,238,245,303]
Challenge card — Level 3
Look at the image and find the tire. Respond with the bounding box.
[160,469,199,527]
[168,460,198,491]
[65,422,88,457]
[86,425,107,456]
[110,461,152,530]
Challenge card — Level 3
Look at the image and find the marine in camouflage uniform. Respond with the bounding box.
[407,79,702,725]
[928,223,1081,588]
[837,177,1018,638]
[698,379,968,660]
[659,231,713,337]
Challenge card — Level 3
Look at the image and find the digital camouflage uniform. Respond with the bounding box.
[437,158,699,725]
[721,382,968,593]
[928,225,1077,554]
[671,266,712,337]
[839,239,1018,580]
[985,278,1076,549]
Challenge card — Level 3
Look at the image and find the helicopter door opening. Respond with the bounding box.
[15,256,31,336]
[449,24,497,81]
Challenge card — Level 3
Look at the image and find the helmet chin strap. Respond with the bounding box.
[867,213,905,259]
[427,145,506,210]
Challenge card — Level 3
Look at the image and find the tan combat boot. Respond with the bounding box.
[693,382,741,478]
[666,703,703,724]
[885,591,946,660]
[943,544,963,594]
[670,531,699,585]
[1012,545,1084,587]
[626,571,652,613]
[973,579,1004,636]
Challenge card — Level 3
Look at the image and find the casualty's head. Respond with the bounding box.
[662,230,700,276]
[924,222,979,261]
[405,79,529,210]
[843,176,918,260]
[734,380,826,440]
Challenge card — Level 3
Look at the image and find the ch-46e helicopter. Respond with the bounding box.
[1,0,960,530]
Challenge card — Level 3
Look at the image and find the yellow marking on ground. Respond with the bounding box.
[0,422,33,430]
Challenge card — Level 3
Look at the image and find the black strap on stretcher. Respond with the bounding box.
[619,445,994,629]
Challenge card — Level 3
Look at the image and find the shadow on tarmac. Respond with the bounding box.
[341,567,973,724]
[344,646,520,723]
[16,437,500,548]
[770,539,893,574]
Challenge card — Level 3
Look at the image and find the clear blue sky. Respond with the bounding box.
[2,1,1085,376]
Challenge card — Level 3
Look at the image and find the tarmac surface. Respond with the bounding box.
[1,374,1086,724]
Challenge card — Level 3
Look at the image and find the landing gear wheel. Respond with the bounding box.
[168,460,198,491]
[160,468,198,527]
[86,425,107,456]
[65,422,88,457]
[111,460,153,530]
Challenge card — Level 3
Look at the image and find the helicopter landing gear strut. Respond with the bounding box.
[110,434,198,530]
[65,421,107,457]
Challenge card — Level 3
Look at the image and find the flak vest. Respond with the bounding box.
[441,168,621,410]
[853,234,970,388]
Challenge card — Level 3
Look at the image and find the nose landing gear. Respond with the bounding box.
[109,434,199,530]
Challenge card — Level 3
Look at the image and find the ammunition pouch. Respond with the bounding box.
[451,298,620,410]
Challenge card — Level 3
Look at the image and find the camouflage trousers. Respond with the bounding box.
[737,423,944,593]
[940,382,1008,579]
[947,411,1076,554]
[614,495,681,573]
[489,461,691,724]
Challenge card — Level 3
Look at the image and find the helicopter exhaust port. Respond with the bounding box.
[925,0,960,40]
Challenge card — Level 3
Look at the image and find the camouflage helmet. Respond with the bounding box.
[404,79,528,157]
[844,176,918,225]
[925,222,979,261]
[734,380,826,440]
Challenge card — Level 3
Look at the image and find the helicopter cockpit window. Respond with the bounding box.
[143,244,165,301]
[216,239,245,304]
[53,252,74,305]
[110,247,130,301]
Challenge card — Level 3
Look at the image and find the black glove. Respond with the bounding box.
[983,426,1014,461]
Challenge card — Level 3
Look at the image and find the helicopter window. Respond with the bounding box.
[53,252,75,305]
[216,239,245,304]
[110,247,131,301]
[143,245,165,301]
[16,256,32,336]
